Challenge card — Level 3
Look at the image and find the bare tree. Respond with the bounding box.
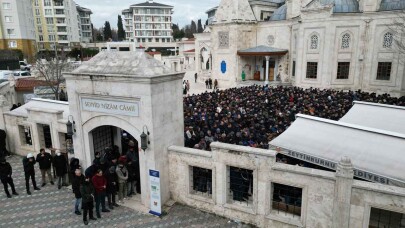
[35,50,72,101]
[390,11,405,60]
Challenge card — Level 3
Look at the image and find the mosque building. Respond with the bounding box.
[195,0,405,96]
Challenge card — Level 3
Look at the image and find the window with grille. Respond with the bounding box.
[228,166,254,206]
[337,62,350,79]
[272,183,302,217]
[190,166,212,197]
[310,35,318,49]
[376,62,392,81]
[19,126,32,146]
[306,62,318,79]
[92,126,113,157]
[341,33,350,49]
[383,32,393,48]
[369,207,405,228]
[292,61,296,77]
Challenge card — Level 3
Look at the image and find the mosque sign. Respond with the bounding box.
[279,149,405,188]
[81,97,140,117]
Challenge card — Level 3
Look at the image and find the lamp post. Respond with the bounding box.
[140,125,150,151]
[66,115,75,137]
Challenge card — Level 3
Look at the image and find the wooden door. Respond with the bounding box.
[269,68,275,81]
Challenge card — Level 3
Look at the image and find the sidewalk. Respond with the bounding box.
[0,155,248,227]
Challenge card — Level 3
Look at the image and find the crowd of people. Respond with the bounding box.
[0,141,140,226]
[184,85,405,150]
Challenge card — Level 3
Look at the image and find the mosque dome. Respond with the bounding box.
[269,4,287,21]
[319,0,360,13]
[380,0,405,11]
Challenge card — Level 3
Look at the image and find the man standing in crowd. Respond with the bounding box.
[214,79,218,90]
[81,175,97,225]
[116,157,128,203]
[53,150,67,189]
[23,153,40,195]
[72,168,85,215]
[194,73,198,83]
[105,166,119,210]
[208,78,213,89]
[205,79,209,89]
[0,129,10,158]
[127,159,137,197]
[92,169,110,218]
[36,148,54,187]
[0,157,18,198]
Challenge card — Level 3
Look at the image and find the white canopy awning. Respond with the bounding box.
[270,114,405,187]
[340,101,405,134]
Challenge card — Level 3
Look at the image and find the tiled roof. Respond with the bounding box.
[15,79,50,91]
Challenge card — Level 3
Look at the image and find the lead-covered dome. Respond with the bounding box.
[319,0,360,13]
[380,0,405,11]
[269,4,287,21]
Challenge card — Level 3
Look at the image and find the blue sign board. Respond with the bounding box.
[221,61,227,74]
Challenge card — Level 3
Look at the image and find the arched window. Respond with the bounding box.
[310,35,318,49]
[383,32,393,48]
[341,33,350,49]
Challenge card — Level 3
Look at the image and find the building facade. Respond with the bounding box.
[198,0,405,96]
[76,5,92,43]
[122,0,173,45]
[0,0,36,60]
[32,0,81,51]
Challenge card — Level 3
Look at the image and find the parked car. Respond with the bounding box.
[13,71,31,77]
[0,70,13,80]
[19,61,32,71]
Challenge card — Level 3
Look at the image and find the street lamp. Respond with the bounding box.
[140,125,150,151]
[66,115,76,136]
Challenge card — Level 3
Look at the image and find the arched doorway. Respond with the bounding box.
[90,125,142,195]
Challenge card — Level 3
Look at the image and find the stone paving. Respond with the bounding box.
[0,155,247,227]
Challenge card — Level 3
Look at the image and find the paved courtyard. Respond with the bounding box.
[0,155,248,227]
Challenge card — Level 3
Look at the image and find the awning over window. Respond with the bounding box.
[270,114,405,188]
[237,45,288,56]
[340,101,405,135]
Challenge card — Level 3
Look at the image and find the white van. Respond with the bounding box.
[0,70,13,80]
[13,71,31,77]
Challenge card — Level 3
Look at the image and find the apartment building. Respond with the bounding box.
[122,0,173,44]
[32,0,81,51]
[0,0,36,60]
[76,5,92,43]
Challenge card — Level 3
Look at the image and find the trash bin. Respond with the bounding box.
[242,71,246,81]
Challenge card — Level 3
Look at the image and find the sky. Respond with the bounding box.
[74,0,220,29]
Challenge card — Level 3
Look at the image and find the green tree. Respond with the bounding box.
[117,15,126,41]
[172,24,185,40]
[103,21,112,40]
[197,19,204,33]
[190,20,197,34]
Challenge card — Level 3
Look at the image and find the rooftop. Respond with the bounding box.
[71,51,173,77]
[130,1,173,8]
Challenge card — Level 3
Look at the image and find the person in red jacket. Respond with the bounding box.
[91,169,110,218]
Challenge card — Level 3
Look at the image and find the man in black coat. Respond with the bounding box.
[105,166,119,210]
[53,150,67,189]
[23,153,40,195]
[80,175,97,225]
[36,148,54,187]
[72,169,85,215]
[0,129,10,157]
[0,157,18,198]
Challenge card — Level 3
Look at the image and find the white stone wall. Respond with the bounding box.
[168,142,405,227]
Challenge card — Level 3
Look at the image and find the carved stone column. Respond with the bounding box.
[332,157,354,228]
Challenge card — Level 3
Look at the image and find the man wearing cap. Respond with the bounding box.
[23,153,40,195]
[81,175,97,225]
[0,157,18,198]
[53,150,68,189]
[36,148,54,187]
